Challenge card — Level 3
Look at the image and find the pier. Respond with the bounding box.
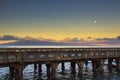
[0,46,120,80]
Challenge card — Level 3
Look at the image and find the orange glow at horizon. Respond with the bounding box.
[1,23,120,41]
[0,40,17,44]
[0,32,118,41]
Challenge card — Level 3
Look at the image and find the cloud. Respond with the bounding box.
[0,35,69,45]
[92,37,120,46]
[0,35,120,46]
[0,35,20,40]
[60,37,84,43]
[70,37,84,42]
[95,38,114,41]
[3,38,69,46]
[116,36,120,41]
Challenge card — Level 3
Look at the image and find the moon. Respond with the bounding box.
[94,20,96,23]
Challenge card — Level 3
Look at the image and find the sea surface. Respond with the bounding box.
[0,46,120,80]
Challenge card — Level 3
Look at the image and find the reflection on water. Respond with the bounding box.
[0,62,120,80]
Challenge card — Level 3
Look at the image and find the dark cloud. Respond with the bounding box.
[3,38,70,46]
[116,36,120,40]
[92,37,120,46]
[0,35,69,45]
[95,38,114,41]
[0,35,20,40]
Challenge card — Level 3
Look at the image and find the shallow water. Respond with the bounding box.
[0,62,120,80]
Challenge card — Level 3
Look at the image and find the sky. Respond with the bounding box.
[0,0,120,45]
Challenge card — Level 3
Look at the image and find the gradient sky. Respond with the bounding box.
[0,0,120,40]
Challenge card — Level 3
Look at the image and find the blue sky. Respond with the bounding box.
[0,0,120,41]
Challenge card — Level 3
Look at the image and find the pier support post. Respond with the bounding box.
[61,62,65,73]
[34,64,37,73]
[115,58,120,72]
[46,64,51,78]
[38,64,42,74]
[9,67,15,78]
[77,61,84,76]
[71,62,76,75]
[96,61,99,71]
[10,63,26,80]
[108,59,113,73]
[92,60,100,73]
[14,65,24,80]
[85,61,88,72]
[99,59,104,73]
[50,62,58,80]
[92,60,97,73]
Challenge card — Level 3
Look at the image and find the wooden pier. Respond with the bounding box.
[0,46,120,80]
